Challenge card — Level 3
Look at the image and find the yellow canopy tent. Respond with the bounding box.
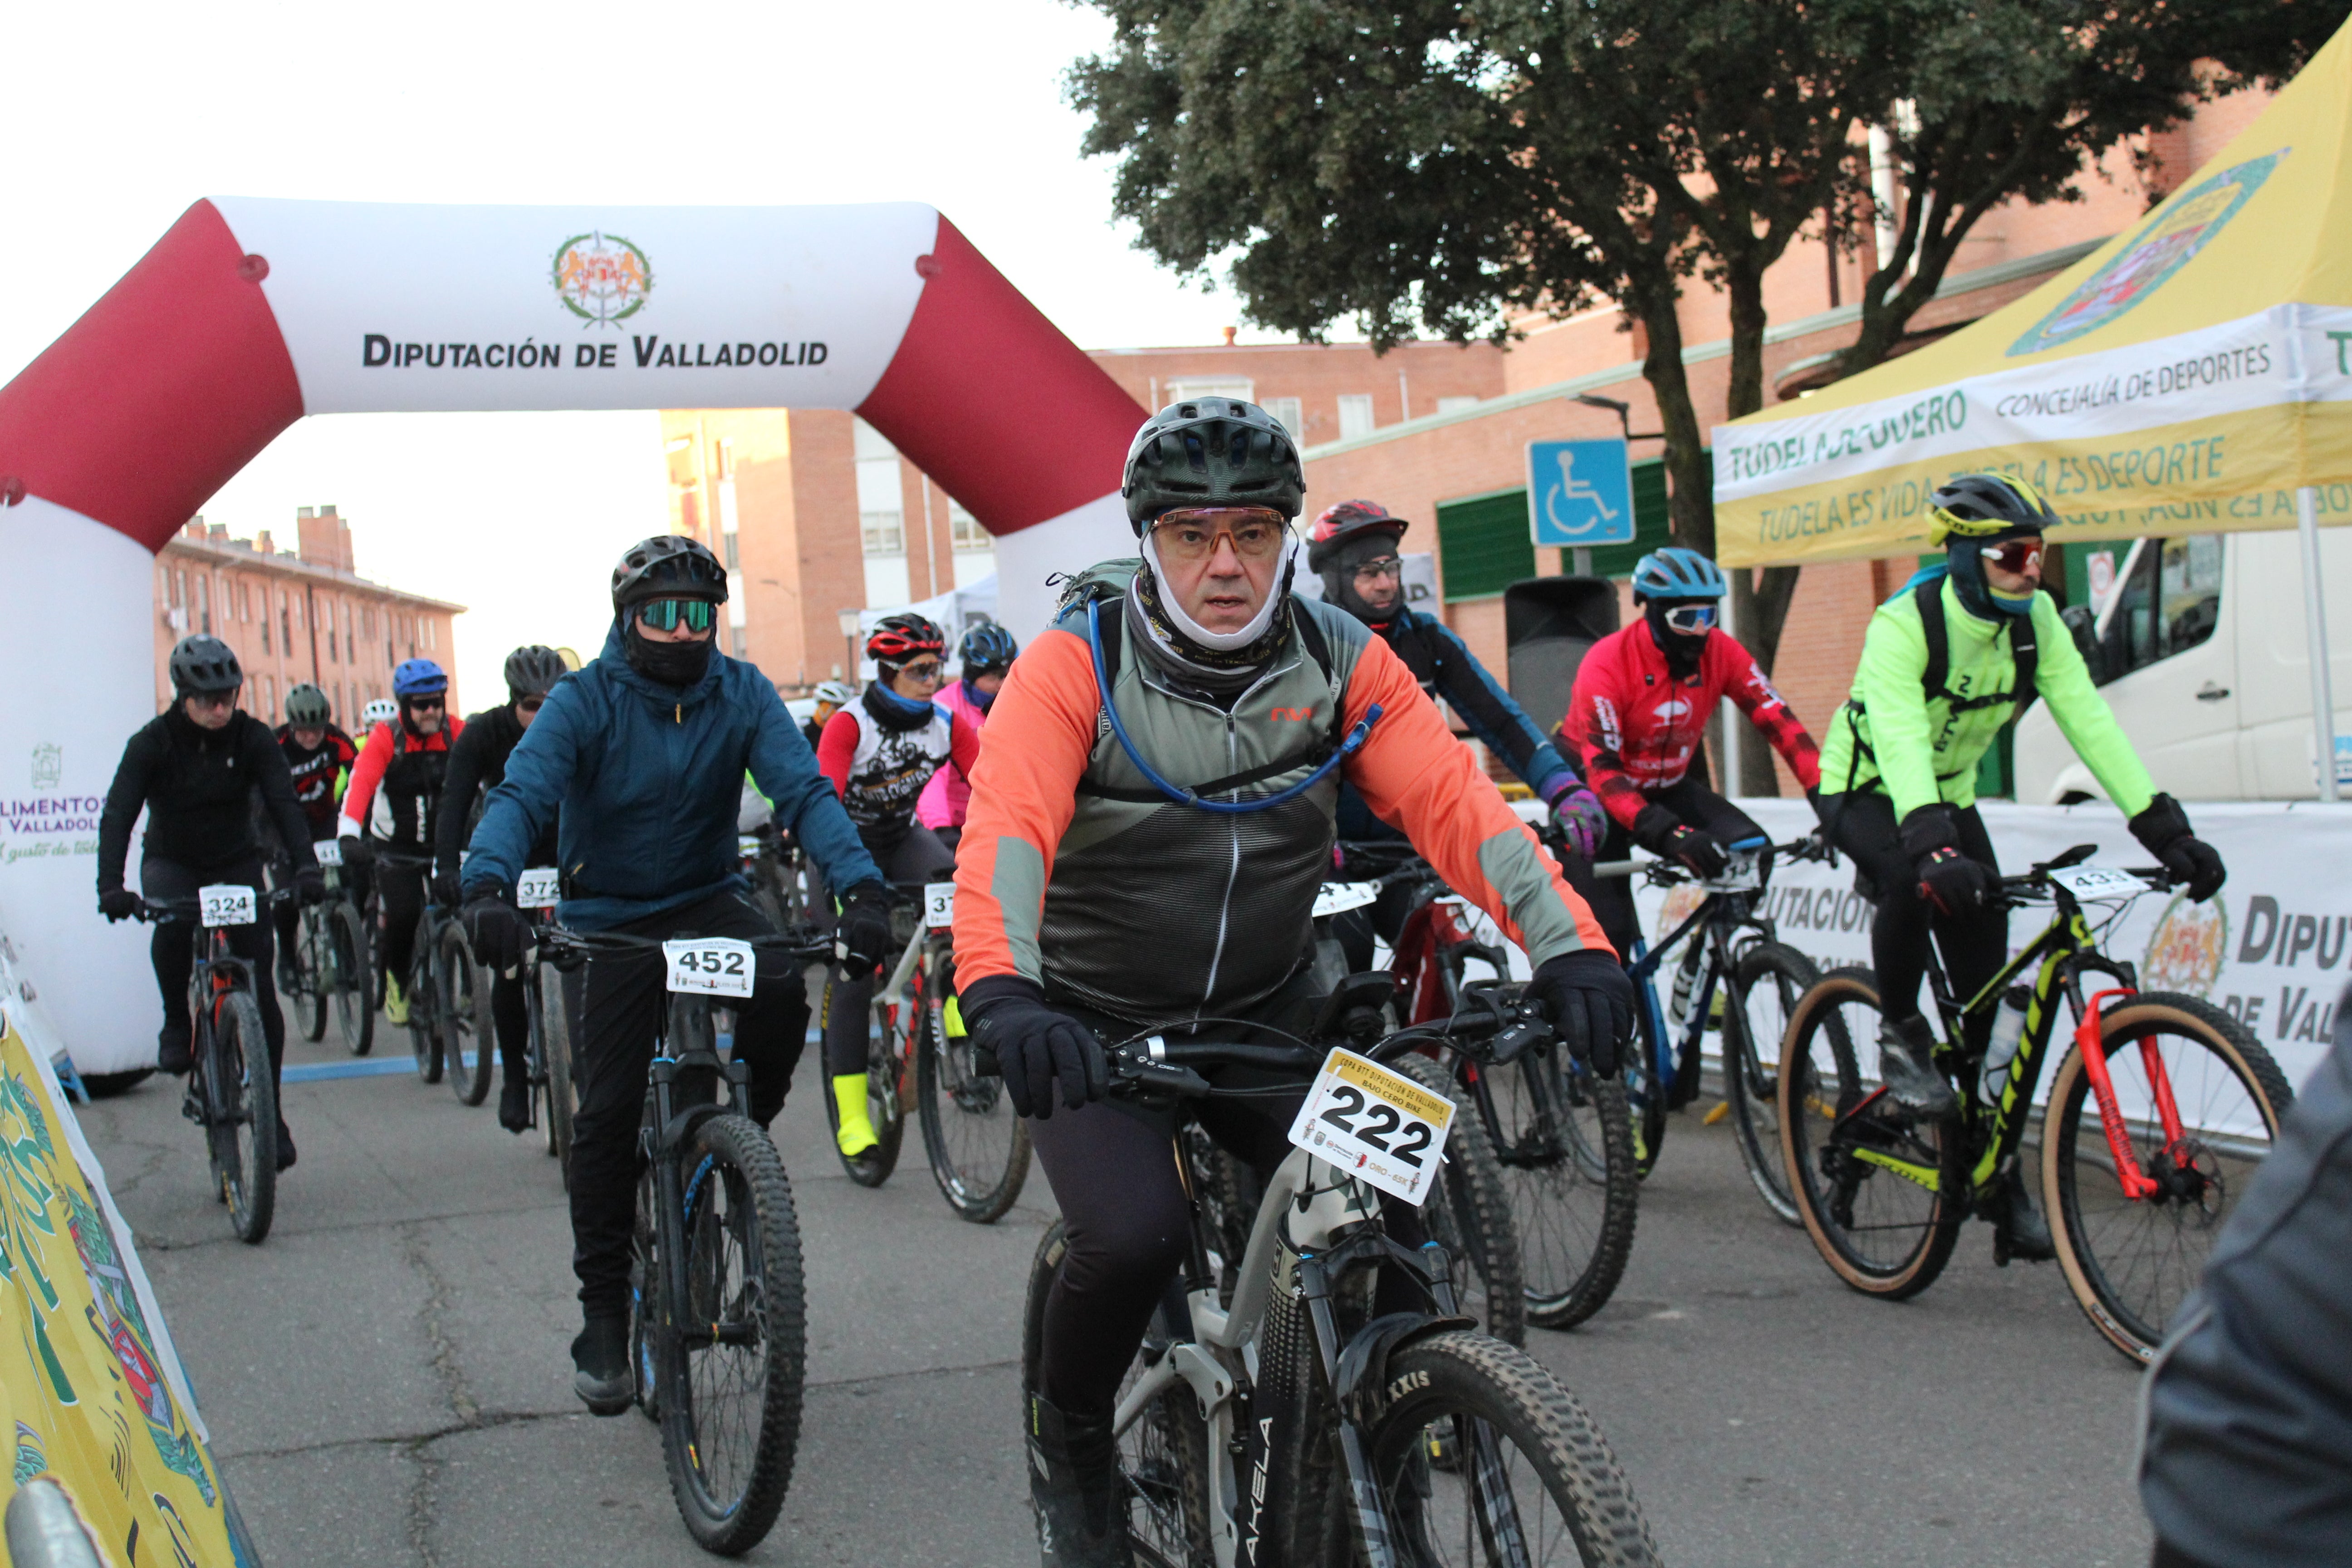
[1711,21,2352,797]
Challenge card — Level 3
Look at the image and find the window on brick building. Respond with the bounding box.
[196,576,210,634]
[1166,377,1254,404]
[1263,398,1303,441]
[854,418,905,556]
[1436,396,1480,416]
[1337,395,1376,441]
[949,501,989,552]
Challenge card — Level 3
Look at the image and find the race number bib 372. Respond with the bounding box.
[198,885,257,928]
[515,867,561,908]
[924,882,956,930]
[1287,1048,1455,1205]
[663,938,755,997]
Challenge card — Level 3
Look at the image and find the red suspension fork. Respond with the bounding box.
[2075,987,2162,1202]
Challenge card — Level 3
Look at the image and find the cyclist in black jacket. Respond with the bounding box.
[434,646,568,1132]
[267,681,356,989]
[98,637,323,1168]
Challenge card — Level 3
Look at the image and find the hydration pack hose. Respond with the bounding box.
[1085,598,1382,815]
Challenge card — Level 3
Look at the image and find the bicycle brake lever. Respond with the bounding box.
[1490,1012,1549,1067]
[1120,1058,1211,1098]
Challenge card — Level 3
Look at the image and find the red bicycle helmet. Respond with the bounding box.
[865,612,947,667]
[1305,500,1407,573]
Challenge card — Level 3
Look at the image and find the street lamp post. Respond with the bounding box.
[838,607,862,685]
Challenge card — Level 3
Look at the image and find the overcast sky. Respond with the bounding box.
[3,0,1303,703]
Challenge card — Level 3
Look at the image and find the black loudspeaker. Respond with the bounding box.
[1504,576,1621,739]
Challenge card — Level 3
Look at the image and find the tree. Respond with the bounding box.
[1070,0,2347,795]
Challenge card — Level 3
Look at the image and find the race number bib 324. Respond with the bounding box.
[198,885,257,928]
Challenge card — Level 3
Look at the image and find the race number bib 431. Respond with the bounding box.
[663,938,755,997]
[198,885,257,928]
[312,838,343,867]
[1287,1048,1455,1205]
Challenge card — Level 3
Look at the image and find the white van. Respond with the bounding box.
[2014,524,2352,802]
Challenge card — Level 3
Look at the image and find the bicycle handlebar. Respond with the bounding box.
[1593,833,1828,886]
[132,888,299,923]
[1100,1000,1551,1101]
[537,926,836,964]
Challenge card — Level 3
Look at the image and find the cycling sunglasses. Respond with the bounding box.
[1983,538,2044,577]
[1151,507,1290,563]
[637,598,716,633]
[1661,603,1719,636]
[895,659,945,683]
[1351,557,1404,584]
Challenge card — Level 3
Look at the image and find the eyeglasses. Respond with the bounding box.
[896,660,945,684]
[1152,507,1289,564]
[1661,603,1719,636]
[638,598,716,633]
[1352,558,1403,585]
[1984,539,2044,577]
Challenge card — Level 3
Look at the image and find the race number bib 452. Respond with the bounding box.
[663,938,755,997]
[1287,1048,1455,1205]
[198,885,257,928]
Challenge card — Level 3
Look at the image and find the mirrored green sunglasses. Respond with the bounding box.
[638,598,716,633]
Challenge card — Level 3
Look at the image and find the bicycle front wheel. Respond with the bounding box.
[206,990,278,1245]
[1364,1330,1660,1567]
[438,921,491,1106]
[1397,1053,1525,1346]
[330,901,374,1056]
[2044,992,2292,1363]
[1476,1046,1637,1330]
[1721,942,1818,1226]
[295,911,328,1044]
[916,965,1029,1224]
[1779,968,1963,1298]
[657,1112,808,1555]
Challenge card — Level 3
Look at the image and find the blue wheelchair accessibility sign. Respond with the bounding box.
[1527,439,1636,547]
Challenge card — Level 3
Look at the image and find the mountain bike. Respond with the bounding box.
[363,849,457,1085]
[1778,844,2293,1362]
[541,924,828,1553]
[466,868,580,1169]
[1606,834,1824,1223]
[137,884,296,1244]
[289,837,374,1056]
[1325,843,1631,1333]
[1022,997,1659,1567]
[822,881,1033,1220]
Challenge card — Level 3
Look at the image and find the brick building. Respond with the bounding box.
[154,506,465,729]
[667,77,2274,792]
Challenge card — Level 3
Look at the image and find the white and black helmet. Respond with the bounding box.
[611,535,727,612]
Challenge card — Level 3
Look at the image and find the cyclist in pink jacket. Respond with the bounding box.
[915,622,1018,845]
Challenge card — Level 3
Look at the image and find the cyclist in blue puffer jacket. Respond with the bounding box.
[458,535,891,1415]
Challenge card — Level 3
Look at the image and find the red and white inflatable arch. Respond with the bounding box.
[0,198,1146,1072]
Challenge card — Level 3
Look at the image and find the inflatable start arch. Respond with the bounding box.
[0,199,1147,1071]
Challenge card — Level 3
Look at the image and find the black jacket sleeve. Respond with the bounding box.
[97,725,163,895]
[247,719,317,872]
[436,720,493,886]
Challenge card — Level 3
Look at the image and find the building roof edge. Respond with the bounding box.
[160,536,468,613]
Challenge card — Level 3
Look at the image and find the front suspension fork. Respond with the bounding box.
[2072,986,2185,1202]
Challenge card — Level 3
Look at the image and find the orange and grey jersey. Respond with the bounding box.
[952,581,1613,1028]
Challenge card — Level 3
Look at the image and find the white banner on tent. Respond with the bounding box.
[1621,799,2352,1090]
[856,573,1000,680]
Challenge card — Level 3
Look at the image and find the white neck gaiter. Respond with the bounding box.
[1138,529,1298,651]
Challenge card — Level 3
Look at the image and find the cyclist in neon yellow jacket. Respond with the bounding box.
[1817,474,2225,1253]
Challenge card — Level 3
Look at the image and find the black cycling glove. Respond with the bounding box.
[339,834,375,870]
[465,893,528,972]
[1632,805,1727,878]
[1900,805,1998,916]
[2129,793,2225,902]
[962,976,1108,1120]
[834,881,894,974]
[98,887,142,923]
[431,868,462,907]
[1526,950,1636,1078]
[297,867,328,906]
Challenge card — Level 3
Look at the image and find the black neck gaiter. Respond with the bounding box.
[624,621,714,687]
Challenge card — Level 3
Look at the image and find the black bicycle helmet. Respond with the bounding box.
[1927,473,2060,544]
[611,535,728,612]
[958,622,1019,676]
[1121,397,1305,531]
[284,682,331,727]
[169,635,242,696]
[504,644,568,700]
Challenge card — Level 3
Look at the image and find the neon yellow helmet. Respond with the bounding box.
[1926,473,2060,545]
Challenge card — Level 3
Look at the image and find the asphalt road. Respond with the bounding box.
[74,1000,2161,1568]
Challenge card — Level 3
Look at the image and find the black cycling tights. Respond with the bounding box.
[1026,980,1428,1417]
[1818,791,2007,1028]
[823,824,956,1079]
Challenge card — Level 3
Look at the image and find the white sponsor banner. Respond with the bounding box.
[1709,304,2352,502]
[0,501,160,1076]
[1627,799,2352,1091]
[211,198,938,414]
